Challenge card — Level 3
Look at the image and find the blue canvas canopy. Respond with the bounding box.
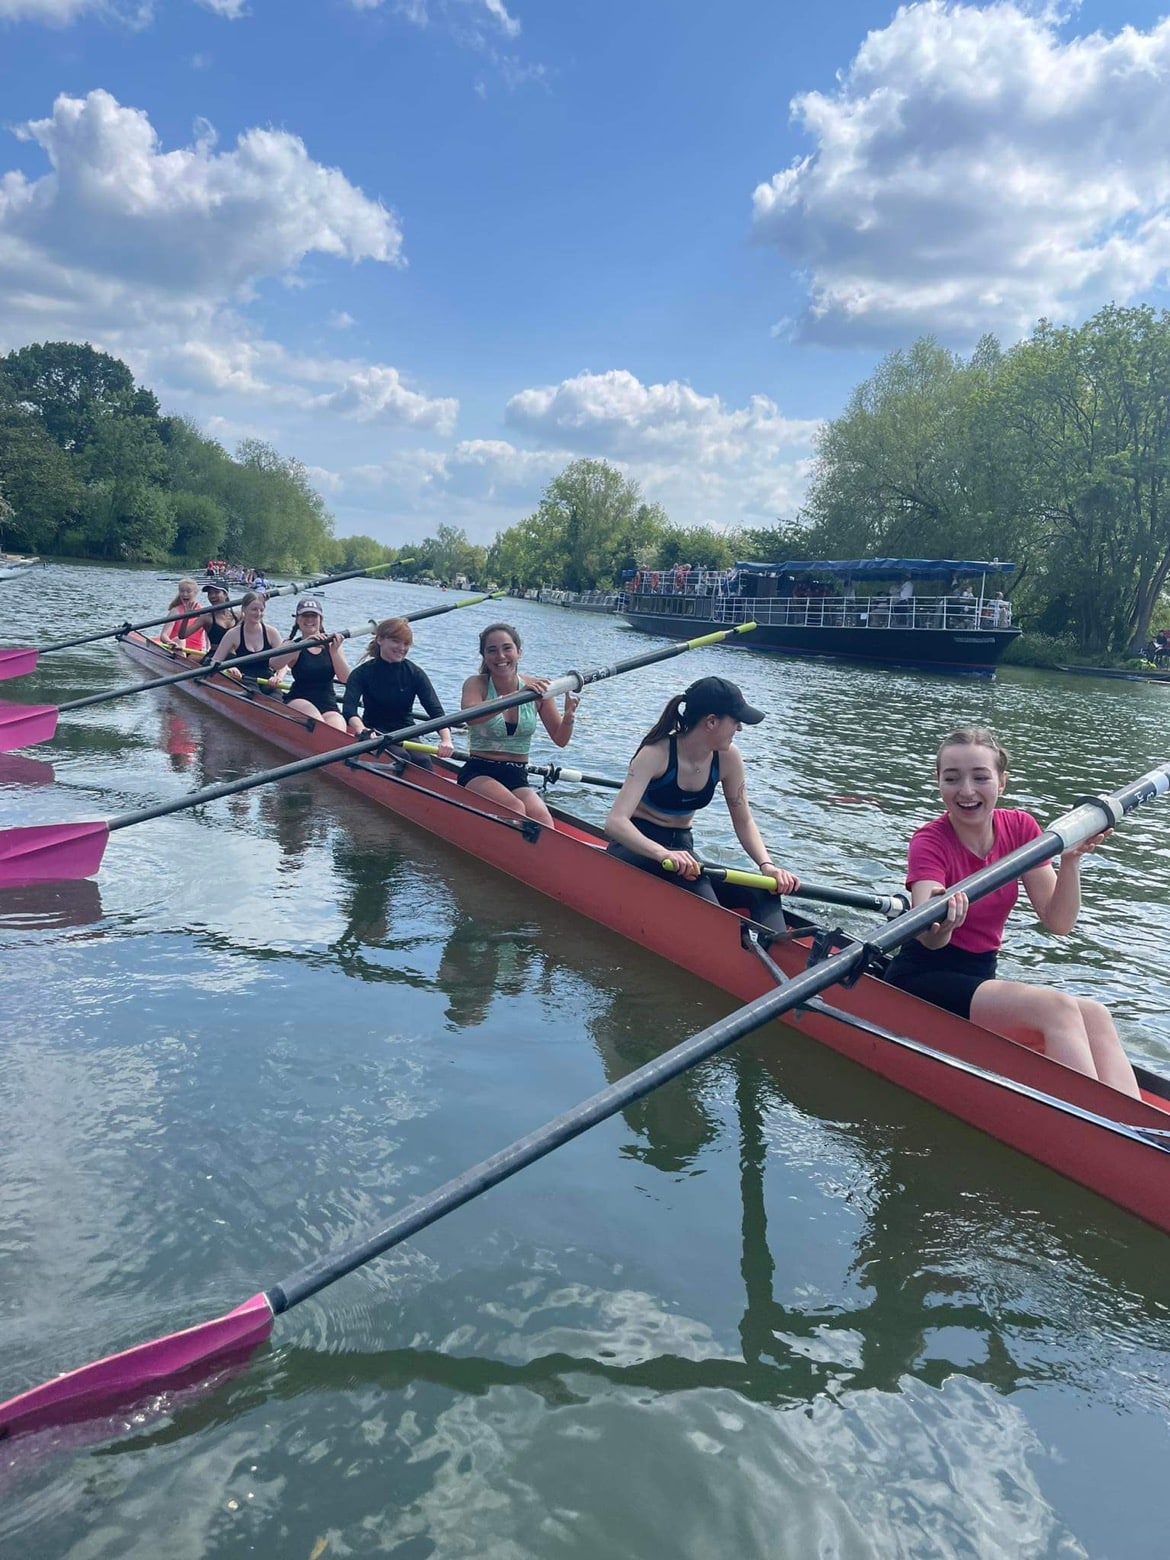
[733,558,1015,580]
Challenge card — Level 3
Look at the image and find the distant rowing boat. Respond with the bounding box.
[116,629,1170,1232]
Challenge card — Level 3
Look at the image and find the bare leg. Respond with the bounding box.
[464,775,527,815]
[970,980,1140,1097]
[284,697,346,730]
[1078,997,1141,1098]
[515,786,555,827]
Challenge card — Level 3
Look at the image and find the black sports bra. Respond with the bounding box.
[641,735,719,816]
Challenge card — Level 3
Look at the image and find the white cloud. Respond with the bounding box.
[505,369,818,465]
[196,0,245,14]
[328,309,356,330]
[480,0,519,39]
[351,0,540,90]
[314,364,458,432]
[361,0,519,34]
[0,92,456,448]
[2,91,401,300]
[0,0,148,20]
[752,2,1170,343]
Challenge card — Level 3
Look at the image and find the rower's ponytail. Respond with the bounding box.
[636,694,689,752]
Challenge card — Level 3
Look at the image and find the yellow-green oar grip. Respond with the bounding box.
[683,622,757,650]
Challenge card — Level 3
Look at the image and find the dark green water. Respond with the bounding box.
[2,566,1170,1559]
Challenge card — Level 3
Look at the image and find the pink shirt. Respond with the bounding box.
[906,809,1044,953]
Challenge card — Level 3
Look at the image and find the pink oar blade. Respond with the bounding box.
[0,820,110,887]
[0,647,38,681]
[0,1294,274,1440]
[0,700,59,753]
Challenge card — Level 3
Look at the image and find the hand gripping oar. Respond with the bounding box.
[0,591,504,753]
[662,858,910,917]
[3,758,1166,1441]
[0,625,758,886]
[0,563,397,683]
[401,740,623,791]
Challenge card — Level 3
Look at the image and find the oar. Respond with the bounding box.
[662,858,910,917]
[3,759,1166,1441]
[401,740,623,790]
[0,563,395,682]
[0,625,759,885]
[0,592,503,754]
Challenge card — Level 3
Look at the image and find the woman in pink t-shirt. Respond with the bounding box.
[884,726,1140,1097]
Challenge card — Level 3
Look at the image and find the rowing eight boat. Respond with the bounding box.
[116,630,1170,1232]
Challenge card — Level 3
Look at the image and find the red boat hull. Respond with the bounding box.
[118,633,1170,1231]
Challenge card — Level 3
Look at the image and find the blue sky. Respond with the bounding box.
[2,0,1168,547]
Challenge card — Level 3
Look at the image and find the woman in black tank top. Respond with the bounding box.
[200,579,239,658]
[209,591,285,690]
[270,598,349,730]
[604,675,800,930]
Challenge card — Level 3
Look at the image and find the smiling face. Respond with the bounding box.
[377,631,410,662]
[481,630,519,680]
[297,610,322,635]
[242,597,266,626]
[936,742,1007,830]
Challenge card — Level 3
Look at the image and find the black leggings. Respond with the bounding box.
[607,821,788,935]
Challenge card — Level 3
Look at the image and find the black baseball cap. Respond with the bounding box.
[682,676,764,724]
[204,580,230,595]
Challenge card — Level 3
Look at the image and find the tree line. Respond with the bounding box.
[777,305,1170,658]
[6,316,1169,659]
[0,342,337,571]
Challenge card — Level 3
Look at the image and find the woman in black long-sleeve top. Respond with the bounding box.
[342,616,454,761]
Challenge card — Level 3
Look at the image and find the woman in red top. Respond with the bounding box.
[160,578,208,654]
[884,726,1140,1096]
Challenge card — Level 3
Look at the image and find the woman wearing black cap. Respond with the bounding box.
[199,579,239,656]
[605,676,799,929]
[269,598,350,730]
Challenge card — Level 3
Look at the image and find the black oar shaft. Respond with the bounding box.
[54,593,498,714]
[699,863,907,917]
[33,566,386,653]
[262,761,1169,1312]
[104,626,754,833]
[269,954,854,1311]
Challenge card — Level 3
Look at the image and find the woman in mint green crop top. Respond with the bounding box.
[459,621,580,827]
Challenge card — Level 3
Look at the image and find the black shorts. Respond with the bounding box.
[457,756,533,793]
[883,940,998,1020]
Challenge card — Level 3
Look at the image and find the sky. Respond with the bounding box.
[2,0,1169,549]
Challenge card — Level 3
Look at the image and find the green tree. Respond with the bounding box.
[0,391,82,551]
[990,307,1170,653]
[2,341,160,460]
[655,524,741,571]
[492,460,668,590]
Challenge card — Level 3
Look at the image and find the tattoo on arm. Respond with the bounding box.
[726,780,747,807]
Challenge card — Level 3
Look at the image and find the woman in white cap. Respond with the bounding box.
[605,675,799,931]
[269,597,349,730]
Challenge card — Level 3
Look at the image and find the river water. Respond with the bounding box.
[2,565,1170,1559]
